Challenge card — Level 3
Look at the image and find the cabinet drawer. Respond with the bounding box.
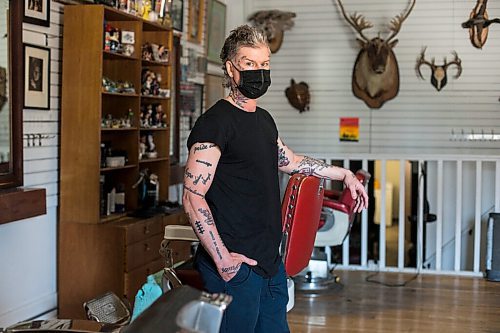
[125,234,163,272]
[124,258,164,300]
[125,216,163,245]
[163,211,189,227]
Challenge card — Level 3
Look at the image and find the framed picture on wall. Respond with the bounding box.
[24,44,51,110]
[205,73,225,108]
[188,0,205,44]
[206,0,226,64]
[24,0,50,27]
[171,0,184,32]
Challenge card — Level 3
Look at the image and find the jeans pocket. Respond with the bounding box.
[226,263,251,287]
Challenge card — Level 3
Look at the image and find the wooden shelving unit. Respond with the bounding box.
[59,5,183,319]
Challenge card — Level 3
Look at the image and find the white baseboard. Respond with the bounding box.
[0,292,57,329]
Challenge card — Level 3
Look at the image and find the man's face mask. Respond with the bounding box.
[230,62,271,99]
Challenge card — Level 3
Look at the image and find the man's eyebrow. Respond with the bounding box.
[240,56,270,63]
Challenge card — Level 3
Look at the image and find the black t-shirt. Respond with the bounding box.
[187,99,282,277]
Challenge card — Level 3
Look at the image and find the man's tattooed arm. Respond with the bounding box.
[276,137,369,212]
[183,142,257,281]
[277,136,347,181]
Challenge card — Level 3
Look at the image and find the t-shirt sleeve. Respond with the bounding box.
[187,112,227,152]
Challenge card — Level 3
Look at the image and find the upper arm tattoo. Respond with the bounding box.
[291,156,329,177]
[194,143,216,154]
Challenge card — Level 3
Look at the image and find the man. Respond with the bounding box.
[183,25,368,333]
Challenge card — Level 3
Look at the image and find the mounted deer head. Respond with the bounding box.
[248,10,296,53]
[416,48,462,92]
[337,0,416,109]
[461,0,500,49]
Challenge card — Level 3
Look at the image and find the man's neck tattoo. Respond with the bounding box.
[229,87,248,109]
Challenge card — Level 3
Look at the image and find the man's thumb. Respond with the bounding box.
[243,257,258,266]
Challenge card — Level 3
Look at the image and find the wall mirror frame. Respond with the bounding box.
[0,0,23,189]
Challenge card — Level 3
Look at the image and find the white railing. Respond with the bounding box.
[285,154,500,277]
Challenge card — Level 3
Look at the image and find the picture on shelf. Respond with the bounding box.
[24,44,50,110]
[171,0,184,32]
[188,0,204,44]
[24,0,50,27]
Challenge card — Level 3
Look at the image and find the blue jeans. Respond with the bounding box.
[195,253,290,333]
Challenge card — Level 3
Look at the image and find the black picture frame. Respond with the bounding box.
[171,0,184,32]
[23,44,51,110]
[23,0,51,27]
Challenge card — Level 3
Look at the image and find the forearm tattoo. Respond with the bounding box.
[193,173,212,186]
[196,159,212,167]
[198,207,214,225]
[278,145,290,167]
[194,220,205,235]
[183,185,205,199]
[185,168,195,179]
[221,263,241,275]
[194,143,216,154]
[209,230,223,260]
[291,156,330,177]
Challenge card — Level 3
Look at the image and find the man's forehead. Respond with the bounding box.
[236,46,270,62]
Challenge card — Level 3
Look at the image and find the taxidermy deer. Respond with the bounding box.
[248,10,296,53]
[337,0,416,109]
[461,0,500,49]
[416,48,462,92]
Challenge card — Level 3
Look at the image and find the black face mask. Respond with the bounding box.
[231,63,271,99]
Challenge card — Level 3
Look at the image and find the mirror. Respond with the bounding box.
[0,0,23,189]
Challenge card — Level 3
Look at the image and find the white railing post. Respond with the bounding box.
[361,159,369,267]
[379,160,387,269]
[436,160,443,271]
[343,159,350,266]
[455,160,462,272]
[474,161,482,273]
[417,160,424,270]
[398,159,406,269]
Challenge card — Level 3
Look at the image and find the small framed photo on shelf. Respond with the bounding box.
[206,0,226,64]
[188,0,204,44]
[24,44,51,110]
[24,0,51,27]
[171,0,184,32]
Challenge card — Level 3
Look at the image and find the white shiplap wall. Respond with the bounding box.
[248,0,500,156]
[0,1,62,327]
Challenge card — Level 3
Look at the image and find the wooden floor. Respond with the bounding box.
[288,271,500,333]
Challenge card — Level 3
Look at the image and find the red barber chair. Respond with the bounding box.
[294,170,371,291]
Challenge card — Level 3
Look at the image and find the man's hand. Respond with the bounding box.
[343,171,369,213]
[216,252,257,282]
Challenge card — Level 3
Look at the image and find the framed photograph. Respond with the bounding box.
[171,0,184,32]
[205,73,224,108]
[24,44,51,110]
[24,0,50,27]
[188,0,205,44]
[206,0,226,64]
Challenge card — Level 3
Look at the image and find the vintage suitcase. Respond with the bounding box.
[280,174,325,276]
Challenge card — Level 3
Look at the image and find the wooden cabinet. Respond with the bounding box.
[58,5,188,319]
[58,211,191,319]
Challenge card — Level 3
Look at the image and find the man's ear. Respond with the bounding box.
[225,61,233,78]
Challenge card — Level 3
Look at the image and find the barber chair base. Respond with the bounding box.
[293,274,340,292]
[293,257,341,292]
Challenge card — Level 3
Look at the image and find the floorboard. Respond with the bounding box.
[287,270,500,333]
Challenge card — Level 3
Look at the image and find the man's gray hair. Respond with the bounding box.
[220,25,269,88]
